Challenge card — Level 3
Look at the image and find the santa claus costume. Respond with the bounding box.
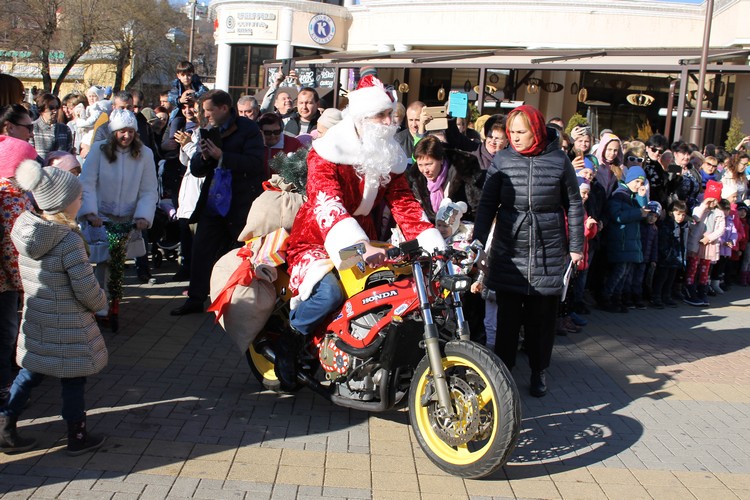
[278,77,444,383]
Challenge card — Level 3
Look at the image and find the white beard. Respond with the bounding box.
[353,121,406,190]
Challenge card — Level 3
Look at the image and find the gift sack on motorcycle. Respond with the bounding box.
[209,242,277,353]
[237,175,305,242]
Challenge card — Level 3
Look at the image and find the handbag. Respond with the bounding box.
[125,229,147,259]
[80,222,110,264]
[206,165,232,217]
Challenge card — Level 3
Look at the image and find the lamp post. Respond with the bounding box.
[689,0,714,146]
[187,0,197,63]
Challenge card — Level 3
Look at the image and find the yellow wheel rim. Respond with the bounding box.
[249,344,278,381]
[413,355,499,465]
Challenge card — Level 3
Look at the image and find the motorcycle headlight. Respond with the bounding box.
[440,275,471,293]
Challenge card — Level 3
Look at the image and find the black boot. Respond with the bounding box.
[530,370,547,397]
[66,416,105,456]
[0,414,36,453]
[274,327,305,390]
[683,284,702,306]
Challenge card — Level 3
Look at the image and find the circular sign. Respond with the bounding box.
[309,14,335,45]
[225,15,235,32]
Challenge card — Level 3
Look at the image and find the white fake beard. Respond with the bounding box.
[354,120,406,190]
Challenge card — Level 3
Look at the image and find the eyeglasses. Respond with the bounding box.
[705,162,718,168]
[263,129,282,136]
[649,146,665,154]
[11,121,33,132]
[627,156,644,163]
[486,136,505,143]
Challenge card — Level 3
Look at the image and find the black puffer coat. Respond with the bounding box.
[473,129,584,296]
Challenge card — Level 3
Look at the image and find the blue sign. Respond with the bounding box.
[309,14,335,45]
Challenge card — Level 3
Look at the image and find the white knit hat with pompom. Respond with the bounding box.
[14,160,82,214]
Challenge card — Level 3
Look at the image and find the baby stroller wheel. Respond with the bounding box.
[152,250,163,268]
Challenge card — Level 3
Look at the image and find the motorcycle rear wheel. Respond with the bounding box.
[409,341,520,479]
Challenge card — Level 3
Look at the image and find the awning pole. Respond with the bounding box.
[477,68,487,115]
[689,0,715,146]
[675,67,689,143]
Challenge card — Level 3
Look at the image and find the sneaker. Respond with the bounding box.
[683,296,703,307]
[650,300,665,310]
[569,312,588,327]
[663,298,679,308]
[634,300,648,310]
[618,304,629,313]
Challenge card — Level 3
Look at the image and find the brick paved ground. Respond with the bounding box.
[1,261,749,499]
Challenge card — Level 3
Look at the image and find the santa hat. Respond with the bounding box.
[346,75,396,120]
[110,109,138,132]
[0,136,39,178]
[704,180,723,202]
[436,198,468,236]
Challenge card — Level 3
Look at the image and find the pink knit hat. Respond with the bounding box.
[0,136,38,178]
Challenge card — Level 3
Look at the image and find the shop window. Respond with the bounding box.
[228,44,276,102]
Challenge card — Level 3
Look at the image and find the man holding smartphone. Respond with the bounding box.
[170,90,265,316]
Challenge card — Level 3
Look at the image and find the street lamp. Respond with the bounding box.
[187,0,197,63]
[689,0,714,146]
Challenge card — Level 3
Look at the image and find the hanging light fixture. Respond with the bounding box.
[437,85,446,101]
[463,79,472,92]
[626,93,655,107]
[543,82,563,93]
[526,78,541,95]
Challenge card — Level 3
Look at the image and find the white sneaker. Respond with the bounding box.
[710,280,725,295]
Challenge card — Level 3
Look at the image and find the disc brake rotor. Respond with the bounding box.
[465,370,494,441]
[427,375,481,446]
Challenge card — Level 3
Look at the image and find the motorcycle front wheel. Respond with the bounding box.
[409,341,520,479]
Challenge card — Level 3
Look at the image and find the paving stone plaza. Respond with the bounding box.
[1,263,749,499]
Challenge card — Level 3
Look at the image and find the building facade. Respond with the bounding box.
[211,0,750,144]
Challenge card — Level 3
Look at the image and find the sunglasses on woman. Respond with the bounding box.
[627,156,644,163]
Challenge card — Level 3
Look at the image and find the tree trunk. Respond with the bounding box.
[52,40,92,96]
[112,45,130,92]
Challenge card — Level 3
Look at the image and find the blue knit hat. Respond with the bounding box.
[625,166,646,184]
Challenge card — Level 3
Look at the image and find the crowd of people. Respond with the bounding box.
[1,61,749,454]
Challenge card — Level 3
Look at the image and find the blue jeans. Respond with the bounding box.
[1,368,86,422]
[290,273,344,336]
[602,262,633,299]
[0,291,19,390]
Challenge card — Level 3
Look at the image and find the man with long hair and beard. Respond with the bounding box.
[276,76,445,389]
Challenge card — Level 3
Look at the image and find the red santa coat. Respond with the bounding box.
[286,117,445,308]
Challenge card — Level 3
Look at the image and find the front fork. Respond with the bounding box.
[413,261,456,418]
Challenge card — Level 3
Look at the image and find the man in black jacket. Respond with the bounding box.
[284,87,320,136]
[171,90,265,315]
[394,101,425,165]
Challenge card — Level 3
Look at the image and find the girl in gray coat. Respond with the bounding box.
[0,160,107,455]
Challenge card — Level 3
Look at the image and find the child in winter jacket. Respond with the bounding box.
[737,203,750,285]
[0,160,107,456]
[599,166,650,312]
[709,199,738,294]
[684,180,725,306]
[652,200,689,308]
[629,202,660,308]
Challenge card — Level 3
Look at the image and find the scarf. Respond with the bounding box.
[507,105,548,157]
[427,159,449,214]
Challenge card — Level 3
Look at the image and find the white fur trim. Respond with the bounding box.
[353,181,378,216]
[324,217,369,269]
[291,258,334,310]
[417,227,447,254]
[313,117,362,166]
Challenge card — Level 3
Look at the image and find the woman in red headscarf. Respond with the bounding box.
[472,105,584,398]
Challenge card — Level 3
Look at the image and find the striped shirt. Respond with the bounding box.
[31,118,74,160]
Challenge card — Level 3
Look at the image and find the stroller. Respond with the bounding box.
[149,160,182,267]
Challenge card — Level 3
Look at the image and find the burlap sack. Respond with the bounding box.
[210,241,277,353]
[237,175,305,241]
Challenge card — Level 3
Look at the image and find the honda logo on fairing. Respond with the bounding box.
[362,290,397,305]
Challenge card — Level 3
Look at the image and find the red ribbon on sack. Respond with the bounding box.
[207,245,255,323]
[262,180,282,192]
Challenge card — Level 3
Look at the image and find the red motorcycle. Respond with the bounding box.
[247,239,520,478]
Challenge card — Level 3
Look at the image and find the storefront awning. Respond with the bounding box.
[266,48,750,74]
